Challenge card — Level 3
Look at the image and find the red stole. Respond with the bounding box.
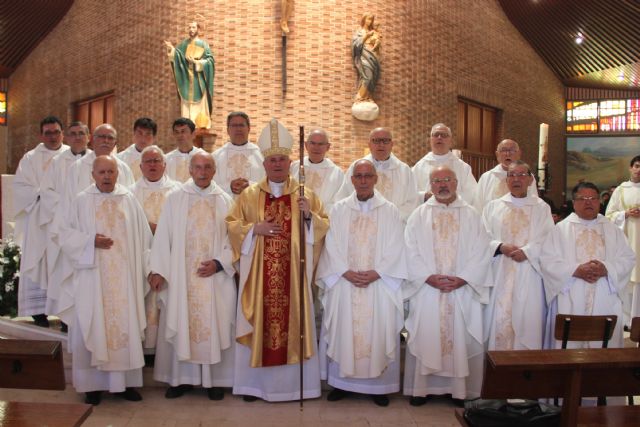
[261,194,292,366]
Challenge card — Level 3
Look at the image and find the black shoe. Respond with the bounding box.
[452,398,465,408]
[207,387,224,401]
[32,314,50,328]
[144,354,155,367]
[372,394,389,407]
[84,391,102,405]
[327,388,349,402]
[410,396,428,406]
[165,384,193,399]
[243,395,258,402]
[115,387,142,401]
[60,322,68,333]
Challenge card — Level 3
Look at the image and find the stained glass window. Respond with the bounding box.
[0,92,6,126]
[567,99,640,134]
[566,101,598,132]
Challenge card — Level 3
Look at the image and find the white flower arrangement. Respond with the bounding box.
[0,236,20,317]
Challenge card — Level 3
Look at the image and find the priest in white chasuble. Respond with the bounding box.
[339,127,418,222]
[403,166,492,406]
[62,124,135,214]
[165,117,205,183]
[130,146,179,349]
[474,139,537,212]
[605,155,640,326]
[226,119,329,402]
[59,155,152,406]
[116,117,157,181]
[317,159,407,407]
[149,152,236,401]
[41,121,91,321]
[412,123,477,206]
[290,128,345,214]
[213,112,265,197]
[482,161,553,351]
[541,182,635,349]
[14,116,68,325]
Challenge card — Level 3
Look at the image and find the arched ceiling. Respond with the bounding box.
[1,1,639,90]
[0,0,74,78]
[498,0,640,89]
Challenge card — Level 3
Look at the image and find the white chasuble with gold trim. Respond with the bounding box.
[483,195,552,351]
[317,191,407,384]
[540,213,636,349]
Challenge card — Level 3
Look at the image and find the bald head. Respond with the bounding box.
[140,146,166,182]
[92,124,118,156]
[495,139,521,169]
[429,165,458,205]
[368,127,394,161]
[351,159,377,201]
[306,128,331,163]
[429,123,453,155]
[189,151,216,189]
[92,155,119,193]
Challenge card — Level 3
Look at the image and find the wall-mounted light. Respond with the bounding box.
[0,91,6,126]
[617,72,625,82]
[575,31,584,44]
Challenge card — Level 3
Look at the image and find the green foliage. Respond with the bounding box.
[0,236,20,317]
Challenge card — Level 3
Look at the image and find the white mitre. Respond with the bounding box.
[257,118,293,157]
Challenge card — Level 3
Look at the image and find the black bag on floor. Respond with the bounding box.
[463,399,561,427]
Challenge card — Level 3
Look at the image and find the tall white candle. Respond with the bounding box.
[538,123,549,190]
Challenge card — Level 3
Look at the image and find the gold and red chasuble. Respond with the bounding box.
[261,194,293,366]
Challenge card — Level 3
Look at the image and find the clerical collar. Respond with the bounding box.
[432,152,451,161]
[356,197,374,213]
[507,193,528,207]
[72,150,87,157]
[230,141,249,148]
[143,175,166,188]
[193,183,212,195]
[308,157,325,165]
[576,216,599,226]
[269,180,285,198]
[372,157,390,170]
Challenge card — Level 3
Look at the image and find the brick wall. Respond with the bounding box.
[5,0,566,200]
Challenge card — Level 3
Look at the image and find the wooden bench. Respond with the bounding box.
[456,348,640,427]
[0,339,92,426]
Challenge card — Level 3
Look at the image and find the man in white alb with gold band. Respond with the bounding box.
[150,152,236,401]
[403,166,491,407]
[213,112,265,197]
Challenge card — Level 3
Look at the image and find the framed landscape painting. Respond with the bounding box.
[566,136,640,199]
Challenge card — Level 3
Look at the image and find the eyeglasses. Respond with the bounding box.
[229,123,247,128]
[308,141,328,147]
[432,177,457,184]
[95,134,116,141]
[574,196,598,202]
[67,131,87,138]
[498,148,518,153]
[353,173,376,180]
[142,158,163,164]
[370,137,392,145]
[507,172,530,178]
[431,132,450,138]
[43,130,62,137]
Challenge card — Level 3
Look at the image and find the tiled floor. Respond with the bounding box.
[0,387,461,427]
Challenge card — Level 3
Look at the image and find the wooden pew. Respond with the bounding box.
[456,348,640,427]
[0,339,92,426]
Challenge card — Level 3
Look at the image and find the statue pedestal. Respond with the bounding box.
[351,101,380,121]
[195,129,217,152]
